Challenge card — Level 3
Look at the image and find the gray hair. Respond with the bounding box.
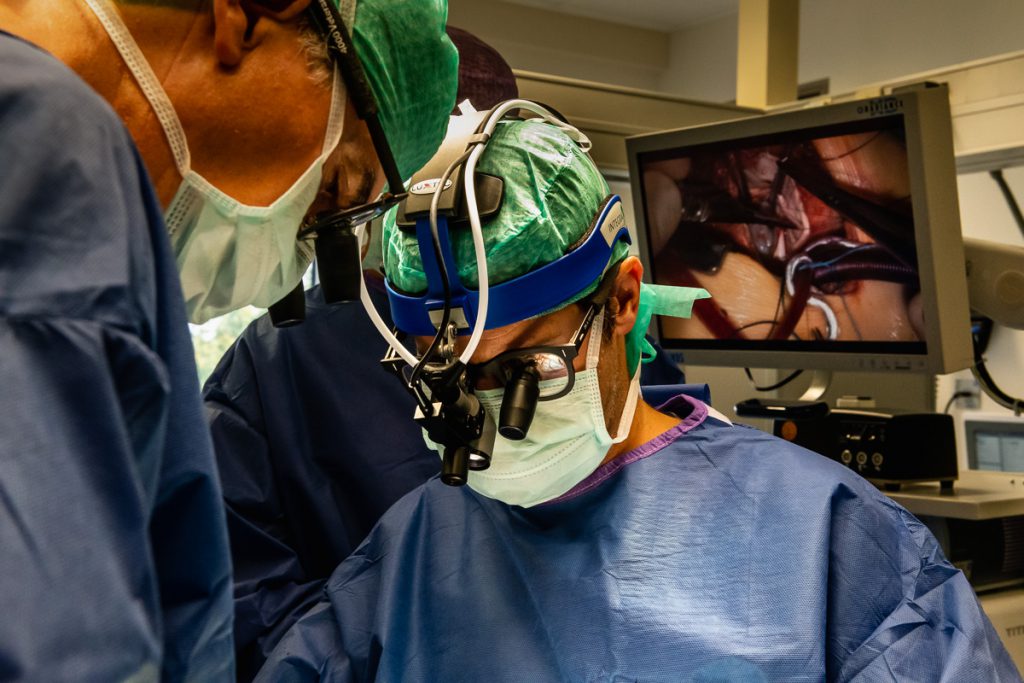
[297,17,333,87]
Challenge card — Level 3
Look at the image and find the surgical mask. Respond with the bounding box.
[424,307,640,508]
[83,0,347,323]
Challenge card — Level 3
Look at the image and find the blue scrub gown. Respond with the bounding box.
[204,280,441,679]
[0,34,233,681]
[256,394,1020,682]
[204,278,686,680]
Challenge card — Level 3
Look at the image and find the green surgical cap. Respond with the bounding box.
[351,0,458,180]
[383,118,629,303]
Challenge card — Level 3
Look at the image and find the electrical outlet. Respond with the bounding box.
[954,377,982,410]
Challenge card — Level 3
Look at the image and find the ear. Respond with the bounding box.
[609,256,643,337]
[244,0,314,22]
[213,0,313,67]
[213,0,250,67]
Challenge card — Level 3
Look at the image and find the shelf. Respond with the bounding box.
[885,470,1024,520]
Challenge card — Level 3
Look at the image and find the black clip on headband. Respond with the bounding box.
[307,0,404,192]
[268,0,407,327]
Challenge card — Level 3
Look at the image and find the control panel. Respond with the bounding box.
[776,410,958,491]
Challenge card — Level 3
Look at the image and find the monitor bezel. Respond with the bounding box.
[625,86,973,374]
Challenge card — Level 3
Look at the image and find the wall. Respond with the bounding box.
[447,0,669,92]
[657,13,737,102]
[661,0,1024,104]
[799,0,1024,98]
[449,0,1024,104]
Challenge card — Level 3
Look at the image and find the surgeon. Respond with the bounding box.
[0,0,456,679]
[204,27,519,681]
[205,28,684,678]
[256,111,1020,681]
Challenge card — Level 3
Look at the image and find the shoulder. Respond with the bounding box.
[325,478,474,583]
[688,420,944,570]
[687,419,870,487]
[672,418,913,535]
[0,33,130,147]
[0,33,162,326]
[0,31,145,216]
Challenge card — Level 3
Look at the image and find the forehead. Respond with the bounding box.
[414,303,584,364]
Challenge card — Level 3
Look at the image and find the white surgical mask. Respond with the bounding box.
[83,0,347,323]
[426,307,641,508]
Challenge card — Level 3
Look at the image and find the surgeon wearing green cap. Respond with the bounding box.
[0,0,456,679]
[255,114,1019,682]
[383,117,708,506]
[3,0,458,323]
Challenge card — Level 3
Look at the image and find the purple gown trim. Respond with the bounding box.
[546,394,709,505]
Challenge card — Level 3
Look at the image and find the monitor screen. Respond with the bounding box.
[627,87,973,374]
[964,419,1024,473]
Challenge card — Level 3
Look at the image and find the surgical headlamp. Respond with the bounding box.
[268,0,408,327]
[359,100,632,487]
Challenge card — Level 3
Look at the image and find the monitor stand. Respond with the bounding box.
[734,370,833,419]
[799,370,832,402]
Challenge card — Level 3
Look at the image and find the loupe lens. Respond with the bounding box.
[316,225,361,303]
[467,451,490,470]
[499,365,540,440]
[441,445,469,486]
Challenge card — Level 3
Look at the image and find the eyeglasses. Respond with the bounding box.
[301,0,408,237]
[467,303,601,401]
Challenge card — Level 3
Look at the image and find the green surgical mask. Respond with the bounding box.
[626,283,711,374]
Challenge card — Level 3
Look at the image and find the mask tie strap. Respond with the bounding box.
[585,306,605,369]
[82,0,191,176]
[610,370,641,444]
[585,304,637,444]
[320,65,347,157]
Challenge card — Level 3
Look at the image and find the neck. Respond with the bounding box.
[599,400,681,467]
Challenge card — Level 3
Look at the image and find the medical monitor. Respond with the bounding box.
[626,85,973,374]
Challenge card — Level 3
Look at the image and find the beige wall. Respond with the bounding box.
[800,0,1024,97]
[447,0,669,91]
[454,0,1024,105]
[658,13,737,102]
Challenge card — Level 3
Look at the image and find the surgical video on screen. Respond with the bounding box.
[640,117,925,351]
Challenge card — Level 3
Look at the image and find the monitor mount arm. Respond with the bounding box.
[964,238,1024,414]
[965,238,1024,331]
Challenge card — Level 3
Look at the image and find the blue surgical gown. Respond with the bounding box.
[256,394,1020,682]
[203,279,686,680]
[0,33,233,681]
[204,281,441,679]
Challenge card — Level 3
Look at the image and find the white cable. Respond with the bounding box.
[456,99,584,363]
[355,224,419,366]
[420,149,475,374]
[458,139,490,363]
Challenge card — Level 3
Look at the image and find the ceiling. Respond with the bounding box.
[500,0,739,32]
